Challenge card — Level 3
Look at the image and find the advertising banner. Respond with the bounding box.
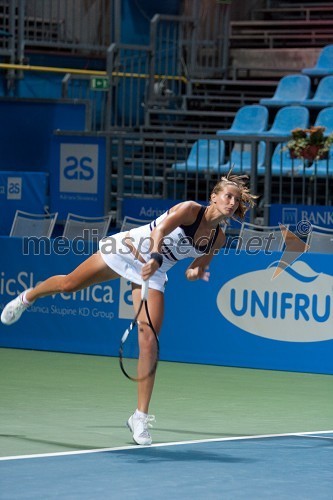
[0,238,122,355]
[0,172,48,235]
[50,135,106,219]
[161,250,333,375]
[122,198,179,221]
[270,204,333,229]
[0,237,332,374]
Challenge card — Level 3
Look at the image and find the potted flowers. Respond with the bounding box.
[286,126,333,162]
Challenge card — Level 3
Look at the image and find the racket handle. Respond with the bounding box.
[141,279,149,301]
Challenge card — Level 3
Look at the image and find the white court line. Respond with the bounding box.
[0,429,332,462]
[295,434,333,441]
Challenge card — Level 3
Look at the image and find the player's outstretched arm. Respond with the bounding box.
[185,228,225,282]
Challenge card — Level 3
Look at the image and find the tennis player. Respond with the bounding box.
[1,172,257,445]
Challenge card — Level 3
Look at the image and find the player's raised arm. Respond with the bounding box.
[185,227,225,282]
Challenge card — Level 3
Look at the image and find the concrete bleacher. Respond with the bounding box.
[252,4,333,22]
[144,78,278,133]
[230,19,333,49]
[229,1,333,49]
[229,0,333,78]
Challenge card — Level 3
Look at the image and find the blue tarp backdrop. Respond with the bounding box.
[0,99,87,172]
[0,237,332,375]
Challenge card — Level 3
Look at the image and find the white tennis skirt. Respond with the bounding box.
[98,232,167,292]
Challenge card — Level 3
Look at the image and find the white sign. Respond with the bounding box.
[60,143,98,194]
[7,177,22,200]
[217,260,333,342]
[118,278,134,319]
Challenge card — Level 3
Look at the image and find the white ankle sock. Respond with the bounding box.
[135,409,147,418]
[22,291,32,306]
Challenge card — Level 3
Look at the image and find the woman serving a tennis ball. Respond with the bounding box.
[1,171,257,446]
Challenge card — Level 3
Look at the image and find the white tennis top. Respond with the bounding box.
[99,206,220,292]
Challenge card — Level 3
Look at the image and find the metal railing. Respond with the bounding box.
[61,73,109,132]
[101,132,332,227]
[0,0,16,61]
[20,0,113,57]
[0,2,232,130]
[181,0,231,78]
[105,43,152,130]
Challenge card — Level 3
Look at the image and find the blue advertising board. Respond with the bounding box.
[270,204,333,229]
[0,172,48,235]
[0,236,332,375]
[123,198,179,221]
[50,135,106,219]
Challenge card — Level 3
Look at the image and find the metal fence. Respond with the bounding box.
[1,2,232,130]
[105,43,152,130]
[0,0,114,64]
[100,10,230,130]
[0,1,16,61]
[105,132,332,227]
[23,0,113,54]
[181,0,231,78]
[61,74,109,132]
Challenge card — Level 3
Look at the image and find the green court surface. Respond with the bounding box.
[1,347,332,458]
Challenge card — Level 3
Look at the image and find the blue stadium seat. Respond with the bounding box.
[172,139,225,173]
[257,143,305,177]
[261,106,310,137]
[302,45,333,77]
[219,141,266,174]
[259,74,311,107]
[216,105,268,136]
[300,76,333,108]
[314,106,333,135]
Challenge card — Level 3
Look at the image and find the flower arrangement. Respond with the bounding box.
[286,126,333,161]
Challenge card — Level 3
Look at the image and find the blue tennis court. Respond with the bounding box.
[1,349,333,499]
[1,431,333,499]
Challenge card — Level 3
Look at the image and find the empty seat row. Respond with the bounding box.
[217,104,314,138]
[171,105,333,177]
[260,74,333,108]
[253,45,333,108]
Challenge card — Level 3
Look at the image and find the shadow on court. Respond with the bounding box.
[89,424,253,438]
[112,447,256,464]
[0,434,103,451]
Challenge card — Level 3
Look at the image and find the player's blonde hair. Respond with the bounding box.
[210,171,258,220]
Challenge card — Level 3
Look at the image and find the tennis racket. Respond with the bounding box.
[119,279,159,382]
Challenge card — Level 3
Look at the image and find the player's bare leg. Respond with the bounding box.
[26,252,119,301]
[131,284,164,413]
[127,284,164,445]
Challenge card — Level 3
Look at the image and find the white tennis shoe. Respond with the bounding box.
[127,412,155,446]
[1,289,33,325]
